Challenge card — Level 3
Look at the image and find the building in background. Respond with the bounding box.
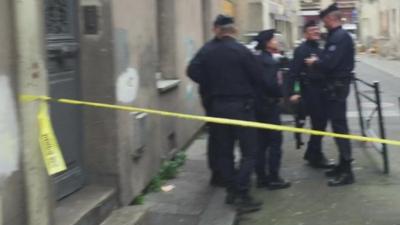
[222,0,236,16]
[359,0,400,58]
[336,0,359,38]
[299,0,359,39]
[300,0,323,24]
[232,0,300,49]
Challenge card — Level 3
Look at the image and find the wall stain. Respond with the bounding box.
[0,75,19,176]
[185,37,196,63]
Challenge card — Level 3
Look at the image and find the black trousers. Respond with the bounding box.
[207,128,220,176]
[255,103,283,180]
[209,98,258,194]
[201,98,220,177]
[303,81,352,162]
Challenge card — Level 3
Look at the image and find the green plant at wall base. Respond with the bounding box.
[159,161,177,180]
[175,151,187,167]
[159,151,187,179]
[146,175,164,193]
[132,194,145,205]
[131,151,187,205]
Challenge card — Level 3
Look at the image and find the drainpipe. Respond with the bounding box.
[13,0,53,225]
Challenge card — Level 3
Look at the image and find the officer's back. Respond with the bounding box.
[187,15,265,212]
[197,36,260,99]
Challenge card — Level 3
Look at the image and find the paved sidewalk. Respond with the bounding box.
[144,132,236,225]
[358,54,400,79]
[238,118,400,225]
[144,125,400,225]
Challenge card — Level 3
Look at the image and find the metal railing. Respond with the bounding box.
[353,77,389,174]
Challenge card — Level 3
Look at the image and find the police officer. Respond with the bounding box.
[194,18,228,188]
[253,29,291,190]
[305,3,355,186]
[187,15,272,212]
[288,20,335,169]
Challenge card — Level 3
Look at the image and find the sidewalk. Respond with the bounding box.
[143,132,237,225]
[358,54,400,79]
[239,126,400,225]
[100,131,237,225]
[143,121,400,225]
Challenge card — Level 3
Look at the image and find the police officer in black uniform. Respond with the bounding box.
[253,29,291,190]
[288,20,335,169]
[305,3,355,186]
[195,19,229,188]
[187,15,274,212]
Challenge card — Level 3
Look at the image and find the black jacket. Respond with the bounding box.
[256,51,283,99]
[187,36,273,100]
[315,26,355,78]
[288,40,324,96]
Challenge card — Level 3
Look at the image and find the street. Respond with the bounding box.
[237,60,400,225]
[4,1,400,224]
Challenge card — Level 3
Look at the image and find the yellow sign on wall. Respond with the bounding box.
[222,0,235,16]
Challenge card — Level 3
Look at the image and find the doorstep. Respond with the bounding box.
[55,185,117,225]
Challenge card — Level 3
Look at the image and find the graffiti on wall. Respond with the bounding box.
[184,37,196,101]
[116,67,139,103]
[115,28,140,103]
[185,37,196,64]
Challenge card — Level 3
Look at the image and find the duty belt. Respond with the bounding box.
[259,96,280,105]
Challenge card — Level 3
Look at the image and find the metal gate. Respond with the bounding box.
[353,77,389,174]
[45,0,84,199]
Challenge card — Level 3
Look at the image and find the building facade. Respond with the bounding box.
[0,0,222,225]
[233,0,300,48]
[359,0,400,58]
[299,0,359,35]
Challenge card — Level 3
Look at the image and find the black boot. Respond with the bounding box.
[327,161,355,187]
[267,176,291,190]
[257,176,291,190]
[256,176,269,188]
[225,192,263,214]
[325,165,342,177]
[305,150,335,169]
[303,149,313,161]
[308,157,335,169]
[210,172,226,187]
[258,175,291,190]
[327,172,354,187]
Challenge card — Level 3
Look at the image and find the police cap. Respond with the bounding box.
[254,29,275,51]
[213,14,234,27]
[319,3,339,19]
[303,20,318,32]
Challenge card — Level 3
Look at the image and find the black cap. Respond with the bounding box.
[213,14,234,27]
[319,3,339,18]
[254,29,275,51]
[303,20,318,32]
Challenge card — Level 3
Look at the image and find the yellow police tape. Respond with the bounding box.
[38,101,67,175]
[21,95,400,149]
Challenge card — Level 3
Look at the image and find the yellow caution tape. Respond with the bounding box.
[37,101,67,175]
[21,95,400,147]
